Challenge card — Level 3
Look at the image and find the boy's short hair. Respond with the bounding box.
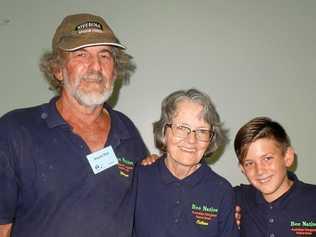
[234,117,291,164]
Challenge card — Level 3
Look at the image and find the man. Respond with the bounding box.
[0,13,148,237]
[234,117,316,236]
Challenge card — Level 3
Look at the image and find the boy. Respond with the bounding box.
[234,117,316,237]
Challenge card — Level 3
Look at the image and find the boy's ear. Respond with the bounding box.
[239,163,245,174]
[284,147,295,168]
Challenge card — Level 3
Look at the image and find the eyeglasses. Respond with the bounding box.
[166,124,214,142]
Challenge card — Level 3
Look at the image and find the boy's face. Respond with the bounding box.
[240,138,294,202]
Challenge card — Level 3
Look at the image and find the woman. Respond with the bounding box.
[134,89,239,237]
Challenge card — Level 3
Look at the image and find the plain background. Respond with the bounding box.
[0,0,315,186]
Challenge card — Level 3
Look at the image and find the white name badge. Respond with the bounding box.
[86,146,118,174]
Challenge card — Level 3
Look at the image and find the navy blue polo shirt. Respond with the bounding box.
[0,97,148,237]
[235,172,316,237]
[134,157,239,237]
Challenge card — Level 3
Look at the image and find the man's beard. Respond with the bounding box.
[63,71,113,108]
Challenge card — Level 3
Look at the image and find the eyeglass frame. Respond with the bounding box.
[165,123,215,142]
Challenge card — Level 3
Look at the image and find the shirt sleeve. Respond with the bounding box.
[0,118,18,224]
[217,187,240,237]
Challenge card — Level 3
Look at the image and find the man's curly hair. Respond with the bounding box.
[39,47,136,93]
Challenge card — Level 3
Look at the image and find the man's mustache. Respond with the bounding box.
[81,72,105,82]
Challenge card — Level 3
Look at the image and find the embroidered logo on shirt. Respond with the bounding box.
[290,220,316,236]
[117,157,134,177]
[191,203,218,226]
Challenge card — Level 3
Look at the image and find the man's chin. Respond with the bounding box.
[75,91,113,107]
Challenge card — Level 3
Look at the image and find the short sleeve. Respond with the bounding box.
[0,117,18,224]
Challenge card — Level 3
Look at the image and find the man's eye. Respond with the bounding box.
[74,52,86,57]
[101,53,111,58]
[100,51,113,59]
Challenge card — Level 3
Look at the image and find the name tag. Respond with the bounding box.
[86,146,118,174]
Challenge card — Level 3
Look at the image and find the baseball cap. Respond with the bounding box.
[52,13,125,52]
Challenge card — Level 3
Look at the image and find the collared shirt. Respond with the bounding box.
[0,97,148,237]
[235,172,316,237]
[134,157,239,237]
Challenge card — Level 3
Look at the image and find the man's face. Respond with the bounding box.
[240,138,294,202]
[59,45,116,107]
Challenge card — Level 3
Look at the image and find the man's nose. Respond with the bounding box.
[89,56,102,71]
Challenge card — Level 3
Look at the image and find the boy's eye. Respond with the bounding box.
[263,156,273,162]
[243,161,254,167]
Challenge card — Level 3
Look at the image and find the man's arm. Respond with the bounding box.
[0,223,12,237]
[235,205,241,229]
[141,154,159,166]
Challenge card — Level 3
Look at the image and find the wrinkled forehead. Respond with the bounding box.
[172,99,208,123]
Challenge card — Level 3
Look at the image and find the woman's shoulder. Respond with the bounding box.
[201,163,234,190]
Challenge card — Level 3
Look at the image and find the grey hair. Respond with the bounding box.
[39,47,136,93]
[153,88,227,157]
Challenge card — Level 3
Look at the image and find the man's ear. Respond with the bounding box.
[112,68,118,81]
[54,67,63,82]
[284,147,295,168]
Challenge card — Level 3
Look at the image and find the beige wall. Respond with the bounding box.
[1,0,315,185]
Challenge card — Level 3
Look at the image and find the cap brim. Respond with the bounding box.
[58,32,126,51]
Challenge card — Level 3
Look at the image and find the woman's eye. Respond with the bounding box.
[177,126,189,132]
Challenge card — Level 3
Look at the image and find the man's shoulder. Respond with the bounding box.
[105,104,136,129]
[0,103,47,126]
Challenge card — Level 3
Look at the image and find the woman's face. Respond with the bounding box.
[164,99,210,169]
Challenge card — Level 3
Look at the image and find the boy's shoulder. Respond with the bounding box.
[234,183,255,194]
[296,178,316,197]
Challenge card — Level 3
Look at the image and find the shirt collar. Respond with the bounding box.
[42,98,132,147]
[43,97,68,128]
[159,156,209,188]
[104,103,131,148]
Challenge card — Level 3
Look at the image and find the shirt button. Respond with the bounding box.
[269,205,273,210]
[41,112,48,119]
[174,218,179,223]
[176,200,180,205]
[269,218,274,223]
[270,233,275,237]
